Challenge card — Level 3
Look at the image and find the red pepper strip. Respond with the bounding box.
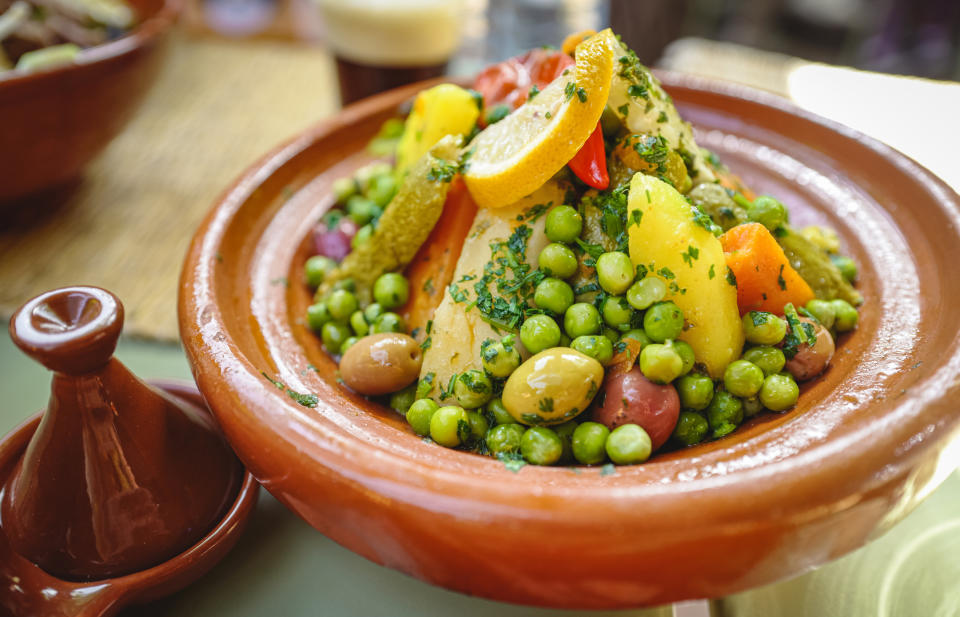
[568,122,609,190]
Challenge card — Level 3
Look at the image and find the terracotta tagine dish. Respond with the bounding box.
[0,286,258,617]
[179,75,960,608]
[0,0,182,204]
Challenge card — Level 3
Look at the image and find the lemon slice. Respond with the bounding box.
[463,29,616,209]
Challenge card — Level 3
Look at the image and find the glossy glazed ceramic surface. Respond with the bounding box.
[179,75,960,608]
[5,287,242,581]
[0,0,182,203]
[0,383,259,617]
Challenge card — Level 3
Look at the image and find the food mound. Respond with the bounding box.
[0,0,135,75]
[298,29,862,470]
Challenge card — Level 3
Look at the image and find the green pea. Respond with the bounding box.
[372,312,405,333]
[626,277,667,310]
[305,255,336,288]
[306,301,332,332]
[572,421,610,465]
[363,302,384,323]
[640,343,683,384]
[485,398,515,425]
[454,369,493,409]
[332,176,358,204]
[671,340,695,375]
[643,301,684,342]
[563,302,601,338]
[706,390,744,438]
[520,427,564,465]
[741,311,787,345]
[602,327,620,345]
[366,173,398,207]
[406,398,438,436]
[373,272,409,309]
[602,296,634,330]
[605,424,652,465]
[520,315,561,354]
[545,205,583,243]
[742,396,763,418]
[389,384,417,414]
[805,299,836,330]
[481,335,522,378]
[620,329,652,351]
[596,251,635,295]
[742,346,785,376]
[464,410,490,444]
[538,243,578,279]
[486,423,525,455]
[321,321,352,354]
[830,254,857,283]
[346,195,380,225]
[746,195,787,231]
[559,333,572,347]
[340,336,359,353]
[327,290,358,321]
[352,223,373,248]
[350,310,369,337]
[676,373,714,411]
[534,277,575,315]
[430,405,468,447]
[570,335,614,365]
[830,299,859,332]
[723,360,765,398]
[553,420,578,463]
[759,374,799,411]
[672,411,709,446]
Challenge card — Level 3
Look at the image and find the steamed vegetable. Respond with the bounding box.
[720,222,815,314]
[626,173,743,378]
[776,227,863,306]
[395,84,480,179]
[418,181,566,399]
[320,135,461,302]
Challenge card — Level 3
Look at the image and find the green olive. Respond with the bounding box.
[501,348,603,426]
[339,333,422,395]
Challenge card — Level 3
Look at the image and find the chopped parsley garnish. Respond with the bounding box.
[498,451,527,473]
[726,267,737,287]
[528,84,540,100]
[538,397,555,412]
[416,372,436,399]
[484,104,511,126]
[681,245,700,267]
[427,159,458,183]
[657,266,675,280]
[627,84,648,99]
[617,103,630,117]
[627,134,670,174]
[260,372,318,408]
[629,209,643,227]
[777,264,787,291]
[708,263,716,279]
[656,110,668,123]
[420,337,432,351]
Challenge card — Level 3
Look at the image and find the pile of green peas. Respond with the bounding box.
[402,389,655,467]
[304,269,411,355]
[327,161,399,248]
[671,295,859,447]
[523,204,694,385]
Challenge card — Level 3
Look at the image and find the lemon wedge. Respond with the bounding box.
[463,29,616,209]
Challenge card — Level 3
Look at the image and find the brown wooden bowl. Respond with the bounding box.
[178,73,960,608]
[0,0,182,203]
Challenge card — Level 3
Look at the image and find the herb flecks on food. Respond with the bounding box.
[498,451,527,473]
[260,372,318,408]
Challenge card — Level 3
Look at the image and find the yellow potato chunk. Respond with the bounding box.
[627,174,743,378]
[395,83,480,178]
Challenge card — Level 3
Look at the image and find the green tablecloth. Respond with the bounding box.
[1,335,957,616]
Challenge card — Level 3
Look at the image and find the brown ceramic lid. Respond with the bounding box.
[178,75,960,607]
[4,286,242,581]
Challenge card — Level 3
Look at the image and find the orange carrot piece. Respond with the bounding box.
[608,338,644,376]
[401,178,478,337]
[720,223,814,315]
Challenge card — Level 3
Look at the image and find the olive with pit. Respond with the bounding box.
[501,348,604,425]
[783,317,835,381]
[339,332,422,395]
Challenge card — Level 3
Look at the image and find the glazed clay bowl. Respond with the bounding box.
[0,382,259,617]
[0,0,182,203]
[179,74,960,608]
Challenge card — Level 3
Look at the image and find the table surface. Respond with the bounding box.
[0,335,957,616]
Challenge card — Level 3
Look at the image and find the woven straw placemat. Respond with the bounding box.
[0,31,339,341]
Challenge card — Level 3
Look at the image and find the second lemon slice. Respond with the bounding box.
[463,29,616,209]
